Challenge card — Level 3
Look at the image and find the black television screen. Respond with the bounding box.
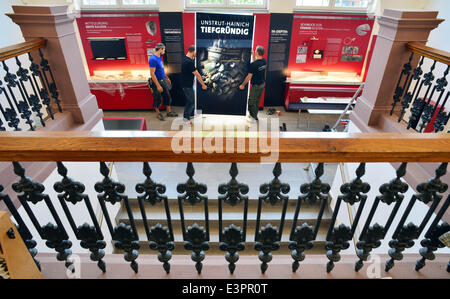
[88,38,127,60]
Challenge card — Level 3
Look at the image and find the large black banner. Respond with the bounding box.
[196,12,254,115]
[265,13,293,107]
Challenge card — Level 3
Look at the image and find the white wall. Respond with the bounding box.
[0,1,28,49]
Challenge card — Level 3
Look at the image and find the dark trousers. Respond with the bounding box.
[182,87,195,121]
[151,78,172,109]
[248,83,265,119]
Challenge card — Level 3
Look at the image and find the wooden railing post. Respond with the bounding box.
[351,9,444,130]
[6,5,103,127]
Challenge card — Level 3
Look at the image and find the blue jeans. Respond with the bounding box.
[183,87,195,121]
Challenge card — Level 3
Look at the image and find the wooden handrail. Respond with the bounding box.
[406,42,450,65]
[0,39,46,62]
[0,131,449,163]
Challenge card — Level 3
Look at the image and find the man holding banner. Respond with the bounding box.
[239,46,267,122]
[182,45,208,124]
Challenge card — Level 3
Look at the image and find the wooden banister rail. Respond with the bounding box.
[0,39,46,62]
[0,131,449,163]
[406,42,450,65]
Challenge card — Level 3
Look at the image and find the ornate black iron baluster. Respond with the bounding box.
[11,162,73,271]
[15,56,45,127]
[54,162,106,273]
[94,162,140,273]
[290,163,330,272]
[2,60,34,130]
[38,49,62,113]
[433,91,450,132]
[385,163,448,272]
[0,79,20,131]
[218,163,249,274]
[355,163,409,271]
[399,56,424,122]
[177,162,209,274]
[28,52,53,120]
[419,65,449,132]
[255,163,290,274]
[408,60,437,130]
[416,194,450,271]
[135,162,174,274]
[0,183,40,270]
[325,163,370,273]
[391,53,413,114]
[0,79,20,130]
[0,117,5,131]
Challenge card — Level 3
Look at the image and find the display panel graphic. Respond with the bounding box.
[287,13,375,75]
[196,12,255,116]
[76,12,161,77]
[89,38,127,60]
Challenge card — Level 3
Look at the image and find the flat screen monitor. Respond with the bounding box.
[88,38,127,60]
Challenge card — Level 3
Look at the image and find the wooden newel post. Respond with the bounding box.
[351,9,443,130]
[6,5,103,127]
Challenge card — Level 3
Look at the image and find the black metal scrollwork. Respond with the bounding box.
[28,52,53,119]
[15,56,45,127]
[355,163,409,271]
[218,163,249,274]
[135,162,174,274]
[391,53,413,114]
[408,60,437,130]
[416,193,450,271]
[177,162,209,274]
[54,162,106,272]
[0,183,40,270]
[399,56,424,122]
[386,163,448,272]
[0,79,21,130]
[289,163,330,272]
[11,162,73,271]
[38,49,62,112]
[95,162,139,273]
[255,163,290,274]
[419,65,449,132]
[2,60,34,130]
[325,163,370,273]
[433,91,450,132]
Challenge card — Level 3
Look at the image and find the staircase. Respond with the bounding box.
[115,197,332,255]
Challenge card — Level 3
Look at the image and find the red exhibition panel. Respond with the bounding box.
[253,13,271,108]
[182,12,196,53]
[76,11,162,75]
[90,83,155,110]
[288,13,375,76]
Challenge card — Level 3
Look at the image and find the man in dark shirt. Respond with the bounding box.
[239,46,267,122]
[181,45,207,124]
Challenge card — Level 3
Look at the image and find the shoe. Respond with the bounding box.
[166,111,178,117]
[247,118,257,123]
[157,113,165,121]
[190,114,202,119]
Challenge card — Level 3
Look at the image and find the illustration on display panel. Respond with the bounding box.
[196,12,255,116]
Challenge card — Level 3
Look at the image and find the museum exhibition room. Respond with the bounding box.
[0,0,449,281]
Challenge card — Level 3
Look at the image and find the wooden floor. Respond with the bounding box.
[37,253,450,279]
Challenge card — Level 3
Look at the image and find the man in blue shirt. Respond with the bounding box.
[149,43,177,121]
